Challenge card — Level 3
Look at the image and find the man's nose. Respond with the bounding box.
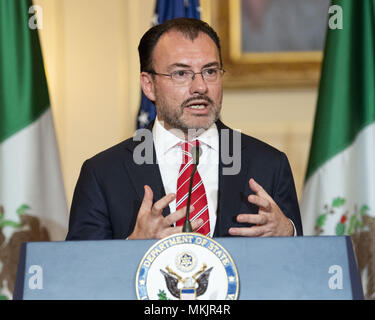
[189,73,208,95]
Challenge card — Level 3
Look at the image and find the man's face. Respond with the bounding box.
[141,30,223,133]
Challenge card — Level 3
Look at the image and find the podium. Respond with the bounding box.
[13,236,363,300]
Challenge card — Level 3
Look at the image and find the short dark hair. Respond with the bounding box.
[138,18,222,72]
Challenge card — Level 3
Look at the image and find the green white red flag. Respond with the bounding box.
[301,0,375,299]
[0,0,68,299]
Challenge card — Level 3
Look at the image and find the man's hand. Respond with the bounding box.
[128,185,204,239]
[229,178,294,237]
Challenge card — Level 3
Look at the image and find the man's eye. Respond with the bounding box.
[204,68,218,76]
[174,70,188,78]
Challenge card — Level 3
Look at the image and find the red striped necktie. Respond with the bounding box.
[176,140,210,236]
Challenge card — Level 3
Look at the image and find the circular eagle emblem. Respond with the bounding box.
[135,233,239,300]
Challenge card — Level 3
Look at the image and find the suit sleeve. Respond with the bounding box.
[65,160,113,240]
[273,153,303,236]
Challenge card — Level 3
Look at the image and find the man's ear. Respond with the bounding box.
[140,72,156,102]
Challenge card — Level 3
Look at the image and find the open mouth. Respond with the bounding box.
[188,104,207,109]
[185,100,209,111]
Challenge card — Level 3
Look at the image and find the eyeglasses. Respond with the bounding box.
[148,67,225,84]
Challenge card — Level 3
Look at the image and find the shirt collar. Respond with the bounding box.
[152,117,219,155]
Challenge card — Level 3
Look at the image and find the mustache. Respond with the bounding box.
[181,95,214,108]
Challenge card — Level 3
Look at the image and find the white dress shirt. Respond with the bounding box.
[153,118,219,237]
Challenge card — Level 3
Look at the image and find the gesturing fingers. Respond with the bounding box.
[151,192,176,217]
[248,194,272,211]
[163,205,194,227]
[159,207,204,238]
[229,224,269,237]
[228,213,269,237]
[161,216,204,238]
[191,217,204,231]
[231,178,295,237]
[132,185,208,239]
[249,178,274,204]
[138,185,154,214]
[164,206,204,230]
[237,213,267,225]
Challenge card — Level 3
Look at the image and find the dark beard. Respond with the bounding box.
[156,95,221,133]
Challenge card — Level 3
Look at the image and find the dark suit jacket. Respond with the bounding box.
[66,121,303,240]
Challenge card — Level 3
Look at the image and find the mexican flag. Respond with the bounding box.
[300,0,375,299]
[0,0,68,299]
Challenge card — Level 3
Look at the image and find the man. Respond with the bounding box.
[66,18,302,240]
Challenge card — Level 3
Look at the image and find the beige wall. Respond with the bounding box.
[35,0,317,208]
[221,89,317,199]
[35,0,154,207]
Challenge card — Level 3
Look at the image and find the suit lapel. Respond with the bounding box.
[122,124,170,217]
[214,120,247,237]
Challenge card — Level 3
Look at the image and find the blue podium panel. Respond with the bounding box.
[14,236,363,300]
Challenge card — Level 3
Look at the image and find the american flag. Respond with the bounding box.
[136,0,201,129]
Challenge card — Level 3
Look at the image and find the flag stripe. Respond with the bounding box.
[0,0,50,143]
[305,0,375,181]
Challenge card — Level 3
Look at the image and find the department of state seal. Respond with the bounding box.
[135,233,239,300]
